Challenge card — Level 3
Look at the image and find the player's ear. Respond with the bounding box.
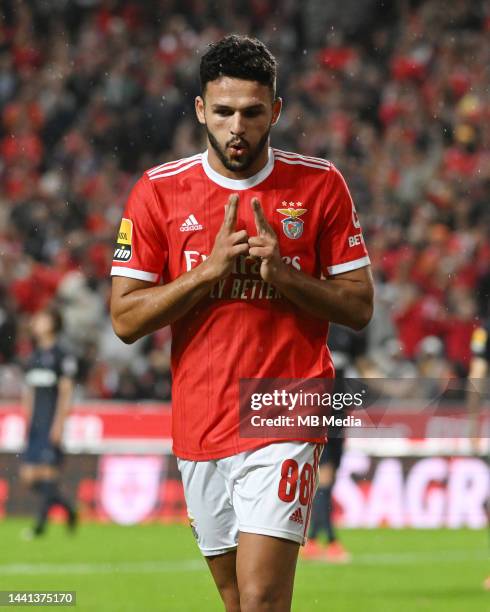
[271,97,282,126]
[195,96,206,125]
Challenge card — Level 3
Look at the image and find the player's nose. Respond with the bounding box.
[230,111,245,136]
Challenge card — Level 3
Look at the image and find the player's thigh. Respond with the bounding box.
[19,463,36,485]
[234,442,322,546]
[236,533,299,610]
[38,464,60,480]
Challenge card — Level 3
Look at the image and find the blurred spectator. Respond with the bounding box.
[0,0,488,400]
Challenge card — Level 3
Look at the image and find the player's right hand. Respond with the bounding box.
[203,194,249,281]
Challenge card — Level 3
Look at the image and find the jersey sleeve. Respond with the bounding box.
[60,354,78,379]
[110,175,168,283]
[318,165,370,276]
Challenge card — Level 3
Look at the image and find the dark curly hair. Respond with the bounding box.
[200,34,277,97]
[44,305,64,334]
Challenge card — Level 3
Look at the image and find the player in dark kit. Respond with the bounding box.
[19,307,77,538]
[302,324,365,562]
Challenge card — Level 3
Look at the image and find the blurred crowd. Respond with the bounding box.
[0,0,488,401]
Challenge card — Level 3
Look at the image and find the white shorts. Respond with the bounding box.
[177,441,322,556]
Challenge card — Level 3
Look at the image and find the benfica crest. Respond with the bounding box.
[277,202,307,239]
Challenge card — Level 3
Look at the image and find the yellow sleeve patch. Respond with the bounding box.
[471,327,487,354]
[117,218,133,245]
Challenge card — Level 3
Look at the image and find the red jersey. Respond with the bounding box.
[111,148,370,460]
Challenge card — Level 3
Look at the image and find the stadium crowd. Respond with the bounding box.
[0,0,488,400]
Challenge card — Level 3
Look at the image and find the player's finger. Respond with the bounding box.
[230,229,249,244]
[224,194,239,230]
[231,243,250,257]
[251,197,271,235]
[248,236,266,248]
[249,246,269,258]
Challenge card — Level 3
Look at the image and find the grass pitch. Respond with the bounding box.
[0,519,488,611]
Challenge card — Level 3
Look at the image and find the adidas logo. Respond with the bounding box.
[289,507,304,525]
[180,214,203,232]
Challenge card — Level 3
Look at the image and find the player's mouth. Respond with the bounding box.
[228,142,248,157]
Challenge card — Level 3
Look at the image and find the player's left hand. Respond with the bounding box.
[49,425,62,445]
[249,198,286,283]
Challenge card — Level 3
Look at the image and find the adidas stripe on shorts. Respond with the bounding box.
[177,441,322,556]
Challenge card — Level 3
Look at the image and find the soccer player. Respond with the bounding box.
[302,325,364,562]
[19,307,77,538]
[302,434,350,563]
[110,35,373,612]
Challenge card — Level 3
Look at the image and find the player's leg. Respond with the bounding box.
[177,458,240,611]
[205,550,240,612]
[318,438,350,562]
[232,442,322,611]
[19,463,37,487]
[19,464,54,537]
[22,446,76,537]
[317,461,335,542]
[236,533,299,612]
[302,458,332,559]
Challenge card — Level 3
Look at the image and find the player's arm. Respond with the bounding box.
[111,194,248,343]
[22,385,34,430]
[248,198,373,330]
[50,376,74,445]
[467,355,488,442]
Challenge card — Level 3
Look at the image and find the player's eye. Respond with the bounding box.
[243,109,262,117]
[214,108,233,116]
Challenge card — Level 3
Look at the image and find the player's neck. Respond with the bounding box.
[206,145,270,180]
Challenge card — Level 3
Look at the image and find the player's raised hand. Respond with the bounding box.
[204,194,249,281]
[248,198,285,282]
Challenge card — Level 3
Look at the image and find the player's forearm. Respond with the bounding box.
[271,265,373,330]
[22,388,33,425]
[52,401,70,433]
[111,264,217,343]
[52,380,73,434]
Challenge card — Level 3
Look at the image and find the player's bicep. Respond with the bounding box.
[111,275,156,299]
[110,276,156,319]
[326,265,374,300]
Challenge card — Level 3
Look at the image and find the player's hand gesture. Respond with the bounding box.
[204,194,249,281]
[248,198,285,283]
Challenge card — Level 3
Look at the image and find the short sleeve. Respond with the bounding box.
[110,175,168,283]
[318,165,370,276]
[60,355,78,378]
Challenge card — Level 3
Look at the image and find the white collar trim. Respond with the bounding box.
[202,148,274,190]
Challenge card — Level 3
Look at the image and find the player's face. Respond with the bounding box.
[31,312,56,340]
[195,77,282,176]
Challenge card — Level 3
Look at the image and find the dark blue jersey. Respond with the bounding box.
[25,344,77,440]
